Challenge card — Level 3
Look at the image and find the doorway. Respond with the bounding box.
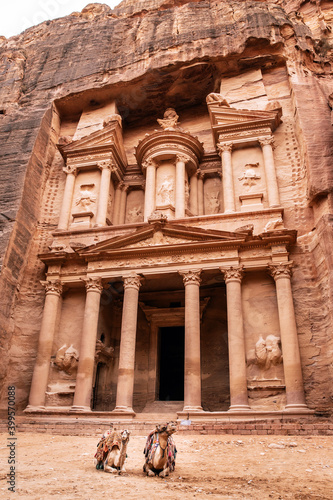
[158,326,184,401]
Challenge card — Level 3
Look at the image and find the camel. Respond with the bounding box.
[103,429,130,474]
[143,421,177,477]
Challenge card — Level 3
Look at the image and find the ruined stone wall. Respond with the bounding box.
[0,1,332,413]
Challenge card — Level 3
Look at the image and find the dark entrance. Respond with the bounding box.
[159,326,184,401]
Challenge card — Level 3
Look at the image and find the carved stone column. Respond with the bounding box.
[221,266,250,411]
[259,136,280,207]
[72,277,103,411]
[143,158,157,222]
[113,182,123,225]
[175,154,188,219]
[57,165,77,230]
[190,171,198,215]
[114,273,143,413]
[197,170,205,216]
[95,161,112,227]
[26,281,63,410]
[119,184,129,225]
[179,269,203,411]
[268,263,307,409]
[217,142,235,213]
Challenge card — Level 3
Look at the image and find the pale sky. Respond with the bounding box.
[1,0,120,39]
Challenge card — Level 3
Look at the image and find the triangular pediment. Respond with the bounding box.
[58,120,127,168]
[78,222,247,257]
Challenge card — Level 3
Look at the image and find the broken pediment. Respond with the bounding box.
[77,222,248,257]
[58,119,127,174]
[207,96,282,146]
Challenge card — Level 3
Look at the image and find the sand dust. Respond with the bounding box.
[0,432,332,499]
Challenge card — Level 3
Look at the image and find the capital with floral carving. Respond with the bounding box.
[220,265,244,283]
[176,154,190,164]
[83,277,103,293]
[123,273,144,291]
[196,169,205,180]
[63,165,77,176]
[217,142,233,156]
[41,280,63,296]
[258,136,275,149]
[142,158,157,170]
[268,262,293,281]
[97,160,113,171]
[179,269,202,286]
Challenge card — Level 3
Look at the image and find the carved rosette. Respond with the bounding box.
[258,136,275,150]
[63,165,77,176]
[42,280,63,296]
[220,266,244,283]
[268,262,293,281]
[217,142,233,156]
[179,269,202,286]
[176,154,190,164]
[123,273,144,291]
[84,277,103,293]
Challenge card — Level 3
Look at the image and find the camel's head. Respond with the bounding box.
[166,421,177,435]
[121,429,130,442]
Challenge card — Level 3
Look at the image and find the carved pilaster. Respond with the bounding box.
[41,280,63,296]
[268,262,293,281]
[123,273,144,291]
[220,265,244,283]
[179,269,202,286]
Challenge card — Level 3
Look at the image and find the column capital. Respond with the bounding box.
[142,158,158,170]
[268,262,293,281]
[217,142,233,156]
[258,136,275,149]
[41,280,63,296]
[220,265,244,283]
[63,165,77,176]
[123,273,144,291]
[196,169,205,180]
[179,269,202,286]
[121,184,129,193]
[97,160,113,171]
[83,277,103,293]
[176,154,190,164]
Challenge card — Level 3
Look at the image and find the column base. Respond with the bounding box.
[111,406,136,417]
[70,405,92,412]
[24,405,45,412]
[228,405,251,412]
[183,405,203,412]
[285,403,309,411]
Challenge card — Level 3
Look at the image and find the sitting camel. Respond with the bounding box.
[95,428,130,474]
[143,421,177,477]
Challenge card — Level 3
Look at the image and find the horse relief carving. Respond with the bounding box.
[54,344,79,375]
[247,335,283,370]
[127,206,143,223]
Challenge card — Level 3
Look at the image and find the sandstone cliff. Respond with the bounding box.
[0,1,332,412]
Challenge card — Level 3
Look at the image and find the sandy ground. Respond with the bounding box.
[0,432,332,499]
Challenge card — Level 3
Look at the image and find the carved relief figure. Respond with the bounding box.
[127,206,143,223]
[54,344,79,375]
[185,179,190,208]
[264,218,285,232]
[75,184,96,209]
[205,191,220,214]
[247,335,283,371]
[157,176,174,205]
[238,163,261,188]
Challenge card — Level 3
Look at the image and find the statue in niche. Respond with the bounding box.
[157,176,174,205]
[75,184,96,209]
[247,335,283,370]
[54,344,79,375]
[128,206,143,223]
[238,163,261,188]
[205,191,220,214]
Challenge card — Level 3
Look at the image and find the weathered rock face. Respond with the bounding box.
[0,1,332,414]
